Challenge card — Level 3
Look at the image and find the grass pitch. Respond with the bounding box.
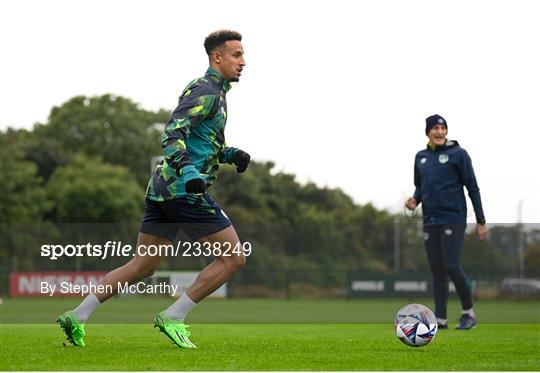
[1,298,539,371]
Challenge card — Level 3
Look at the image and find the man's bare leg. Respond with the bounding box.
[154,225,245,349]
[73,232,169,321]
[94,232,169,302]
[57,232,170,346]
[162,225,246,322]
[187,225,246,302]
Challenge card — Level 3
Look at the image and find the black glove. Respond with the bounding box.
[185,178,206,194]
[231,150,251,173]
[182,165,207,194]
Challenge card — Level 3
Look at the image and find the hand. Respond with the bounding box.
[231,150,251,173]
[185,178,206,194]
[405,197,417,211]
[475,223,487,240]
[182,165,206,194]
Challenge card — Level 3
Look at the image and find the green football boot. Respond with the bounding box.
[154,311,197,349]
[57,310,86,346]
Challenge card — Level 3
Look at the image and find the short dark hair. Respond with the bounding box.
[204,30,242,55]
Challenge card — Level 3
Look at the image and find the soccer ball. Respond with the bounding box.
[394,303,437,347]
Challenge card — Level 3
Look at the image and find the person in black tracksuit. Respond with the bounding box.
[405,114,487,330]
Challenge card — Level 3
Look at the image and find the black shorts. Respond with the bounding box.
[139,194,232,242]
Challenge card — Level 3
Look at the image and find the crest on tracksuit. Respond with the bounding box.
[438,154,449,164]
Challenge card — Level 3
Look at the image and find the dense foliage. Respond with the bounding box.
[1,95,537,285]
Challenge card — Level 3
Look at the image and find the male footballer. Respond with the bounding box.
[58,30,250,348]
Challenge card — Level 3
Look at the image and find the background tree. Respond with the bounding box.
[0,130,51,276]
[30,94,169,186]
[524,241,540,277]
[46,154,144,223]
[2,94,536,294]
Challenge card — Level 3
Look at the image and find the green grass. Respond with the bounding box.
[1,324,538,370]
[1,298,539,370]
[1,297,539,323]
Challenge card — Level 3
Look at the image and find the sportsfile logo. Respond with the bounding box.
[40,241,252,260]
[41,241,133,260]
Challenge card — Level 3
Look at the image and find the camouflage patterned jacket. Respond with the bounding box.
[146,67,242,202]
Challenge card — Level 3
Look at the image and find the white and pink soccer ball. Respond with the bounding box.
[394,303,438,347]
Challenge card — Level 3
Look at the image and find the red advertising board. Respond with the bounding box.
[9,271,107,297]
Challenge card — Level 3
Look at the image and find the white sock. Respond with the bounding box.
[437,318,447,325]
[462,308,475,317]
[164,293,197,322]
[74,293,101,323]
